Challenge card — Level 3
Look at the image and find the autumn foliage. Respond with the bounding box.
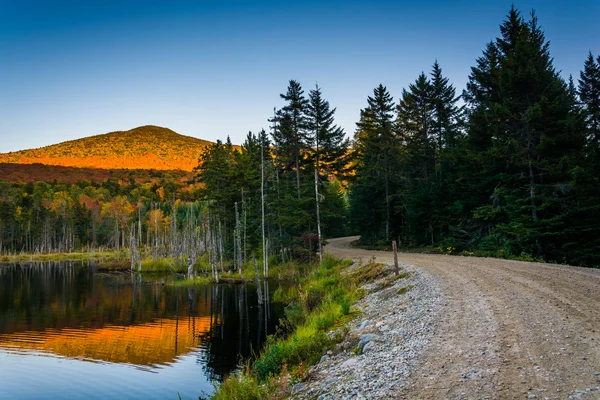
[0,125,212,172]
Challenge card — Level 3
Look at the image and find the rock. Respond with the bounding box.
[317,394,333,400]
[358,333,377,348]
[320,354,330,363]
[291,383,306,394]
[359,320,369,329]
[528,395,537,399]
[341,358,358,369]
[362,341,376,353]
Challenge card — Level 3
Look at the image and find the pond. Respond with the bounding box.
[0,261,285,399]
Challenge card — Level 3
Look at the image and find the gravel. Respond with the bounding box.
[293,262,443,399]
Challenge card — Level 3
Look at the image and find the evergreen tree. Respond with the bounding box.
[306,84,350,176]
[273,80,310,199]
[194,139,237,216]
[430,61,464,153]
[463,7,585,260]
[306,84,350,253]
[350,84,399,242]
[578,52,600,144]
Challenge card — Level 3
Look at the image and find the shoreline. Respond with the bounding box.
[291,261,443,399]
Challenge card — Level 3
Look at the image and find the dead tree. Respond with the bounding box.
[235,202,243,279]
[261,141,269,279]
[253,256,263,305]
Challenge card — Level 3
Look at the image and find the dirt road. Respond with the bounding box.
[325,236,600,399]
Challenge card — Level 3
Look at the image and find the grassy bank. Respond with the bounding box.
[210,255,365,400]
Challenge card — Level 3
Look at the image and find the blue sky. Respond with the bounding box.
[0,0,598,152]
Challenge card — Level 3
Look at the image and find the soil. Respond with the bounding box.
[325,236,600,399]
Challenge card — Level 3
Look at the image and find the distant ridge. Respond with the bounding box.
[0,125,212,171]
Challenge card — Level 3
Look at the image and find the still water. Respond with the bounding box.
[0,261,284,399]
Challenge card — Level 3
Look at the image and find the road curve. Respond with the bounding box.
[325,236,600,399]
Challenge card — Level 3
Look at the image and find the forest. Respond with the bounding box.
[1,7,600,268]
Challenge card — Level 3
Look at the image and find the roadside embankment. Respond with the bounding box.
[291,260,443,399]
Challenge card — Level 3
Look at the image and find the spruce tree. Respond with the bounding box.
[273,80,310,199]
[463,7,585,260]
[350,84,398,242]
[430,61,463,153]
[306,85,350,176]
[578,52,600,144]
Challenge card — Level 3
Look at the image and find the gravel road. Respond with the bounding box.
[324,236,600,399]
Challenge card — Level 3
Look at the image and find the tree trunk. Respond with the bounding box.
[253,257,263,305]
[261,142,269,279]
[314,168,323,261]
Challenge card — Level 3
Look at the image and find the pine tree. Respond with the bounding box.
[306,85,350,254]
[397,73,434,181]
[306,85,350,176]
[430,61,463,153]
[350,84,399,242]
[194,139,236,215]
[273,80,310,199]
[578,52,600,144]
[463,7,585,260]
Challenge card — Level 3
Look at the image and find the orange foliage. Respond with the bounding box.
[0,125,215,172]
[0,163,192,184]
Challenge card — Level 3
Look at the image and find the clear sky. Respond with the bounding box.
[0,0,598,152]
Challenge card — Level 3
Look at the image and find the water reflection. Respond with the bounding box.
[0,262,283,398]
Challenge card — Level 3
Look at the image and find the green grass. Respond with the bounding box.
[165,257,315,287]
[211,254,356,399]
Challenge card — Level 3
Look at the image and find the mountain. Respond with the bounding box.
[0,125,212,172]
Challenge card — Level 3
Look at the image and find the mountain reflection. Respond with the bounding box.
[0,262,283,381]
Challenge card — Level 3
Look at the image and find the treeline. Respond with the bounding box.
[0,179,203,255]
[351,7,600,266]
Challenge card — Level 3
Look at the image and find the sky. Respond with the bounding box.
[0,0,598,153]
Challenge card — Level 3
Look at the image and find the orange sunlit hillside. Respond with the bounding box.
[0,316,214,367]
[0,125,213,172]
[0,163,193,184]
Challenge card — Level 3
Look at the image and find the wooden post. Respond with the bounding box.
[392,240,399,276]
